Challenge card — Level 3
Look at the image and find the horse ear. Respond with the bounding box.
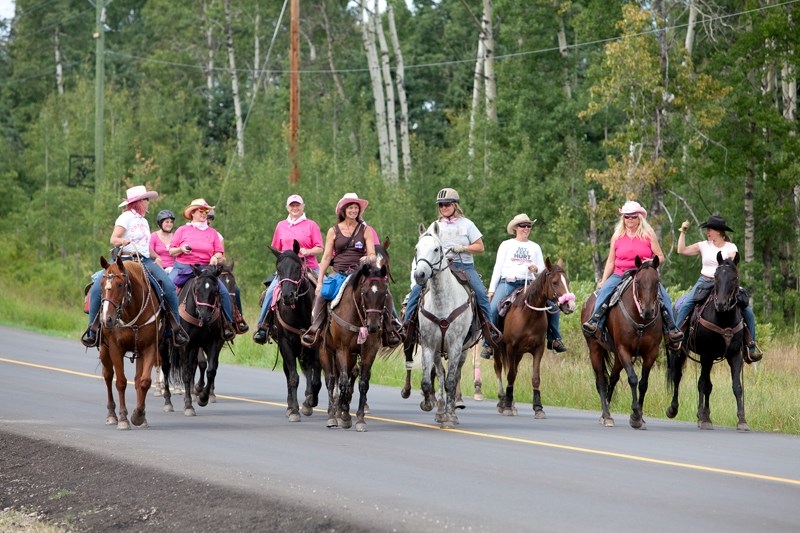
[545,256,552,270]
[227,259,234,271]
[419,222,428,236]
[382,235,390,250]
[293,239,300,254]
[652,255,660,269]
[100,256,109,269]
[269,245,281,259]
[380,264,387,278]
[732,252,740,265]
[635,255,643,268]
[116,255,125,270]
[556,257,565,268]
[716,251,724,265]
[191,264,202,276]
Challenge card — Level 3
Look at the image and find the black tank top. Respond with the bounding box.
[331,223,368,274]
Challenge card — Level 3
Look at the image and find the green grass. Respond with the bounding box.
[4,275,798,434]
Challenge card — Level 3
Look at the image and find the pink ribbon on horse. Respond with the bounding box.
[558,293,576,305]
[357,327,368,344]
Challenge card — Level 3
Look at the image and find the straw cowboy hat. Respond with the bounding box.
[335,193,369,216]
[118,185,158,208]
[699,214,734,232]
[183,198,216,220]
[506,213,537,235]
[619,200,648,219]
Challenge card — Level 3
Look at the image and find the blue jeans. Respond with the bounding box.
[87,257,180,326]
[677,276,757,341]
[170,261,233,323]
[404,261,489,321]
[591,273,678,324]
[257,268,319,325]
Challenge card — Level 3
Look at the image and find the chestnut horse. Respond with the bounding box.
[494,258,576,418]
[581,256,662,429]
[97,256,162,430]
[320,262,389,431]
[666,252,749,430]
[269,242,322,422]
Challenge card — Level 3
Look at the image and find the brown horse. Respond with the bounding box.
[494,258,576,418]
[97,256,162,430]
[320,262,389,431]
[581,256,662,429]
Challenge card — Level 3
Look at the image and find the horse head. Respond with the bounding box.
[271,241,306,307]
[357,263,389,334]
[632,255,661,321]
[99,255,129,330]
[543,257,577,314]
[190,264,221,324]
[412,223,445,286]
[219,260,237,298]
[714,251,740,312]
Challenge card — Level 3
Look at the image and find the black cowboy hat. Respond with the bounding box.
[699,214,734,232]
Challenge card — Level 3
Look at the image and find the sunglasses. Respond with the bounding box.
[438,203,453,208]
[623,214,639,220]
[517,224,532,229]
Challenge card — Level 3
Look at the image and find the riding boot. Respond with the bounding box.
[660,305,684,350]
[301,293,328,348]
[81,316,100,348]
[252,325,268,345]
[582,303,608,336]
[167,311,190,347]
[402,313,418,366]
[743,326,762,363]
[382,311,403,348]
[479,311,503,350]
[233,305,249,334]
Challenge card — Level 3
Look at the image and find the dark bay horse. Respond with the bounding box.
[97,256,162,430]
[494,258,576,418]
[320,262,389,431]
[170,265,226,416]
[581,256,662,429]
[666,252,749,431]
[269,242,322,422]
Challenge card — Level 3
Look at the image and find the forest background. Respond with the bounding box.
[0,0,799,340]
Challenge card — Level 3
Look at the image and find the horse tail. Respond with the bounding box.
[169,342,184,385]
[664,344,683,394]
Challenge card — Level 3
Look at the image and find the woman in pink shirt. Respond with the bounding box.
[149,210,176,272]
[582,200,683,348]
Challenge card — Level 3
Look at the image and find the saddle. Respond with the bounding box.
[498,287,525,318]
[608,270,635,308]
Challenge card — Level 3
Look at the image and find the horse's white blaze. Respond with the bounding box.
[104,278,112,290]
[204,281,211,290]
[102,299,110,321]
[370,284,378,294]
[560,273,577,312]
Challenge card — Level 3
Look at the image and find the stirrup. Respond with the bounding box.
[253,329,268,345]
[744,342,763,363]
[81,328,98,348]
[480,346,493,360]
[301,329,319,348]
[582,320,598,335]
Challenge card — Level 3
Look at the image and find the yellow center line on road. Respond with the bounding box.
[4,356,800,487]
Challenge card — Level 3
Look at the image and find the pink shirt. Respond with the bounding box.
[271,218,324,270]
[613,234,653,276]
[149,232,174,268]
[172,224,224,264]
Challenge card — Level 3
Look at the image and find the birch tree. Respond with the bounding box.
[223,0,244,158]
[360,1,390,179]
[375,6,399,182]
[387,4,412,181]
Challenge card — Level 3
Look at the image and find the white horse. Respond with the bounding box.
[412,222,478,428]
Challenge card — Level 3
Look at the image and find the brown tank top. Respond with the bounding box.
[332,223,368,274]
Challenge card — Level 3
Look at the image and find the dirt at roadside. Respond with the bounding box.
[0,430,368,532]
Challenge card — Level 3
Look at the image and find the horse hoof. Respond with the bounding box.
[601,417,615,427]
[364,404,371,415]
[300,404,314,417]
[340,419,352,430]
[355,422,367,432]
[163,403,174,413]
[666,405,678,419]
[288,413,301,422]
[106,416,118,426]
[400,387,411,399]
[630,418,646,430]
[441,421,455,429]
[698,421,714,430]
[198,398,208,408]
[420,401,433,412]
[455,399,465,410]
[135,419,149,429]
[326,418,338,428]
[209,394,216,404]
[131,410,146,426]
[533,409,546,420]
[737,423,751,431]
[118,421,130,431]
[184,408,196,417]
[502,409,515,416]
[435,412,446,423]
[473,391,483,401]
[153,389,163,397]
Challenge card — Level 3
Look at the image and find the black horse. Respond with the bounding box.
[269,241,322,422]
[666,252,749,431]
[170,265,227,416]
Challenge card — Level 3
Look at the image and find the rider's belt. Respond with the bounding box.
[501,277,532,284]
[118,255,136,261]
[701,275,713,281]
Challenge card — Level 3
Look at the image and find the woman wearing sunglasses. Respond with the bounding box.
[582,200,683,349]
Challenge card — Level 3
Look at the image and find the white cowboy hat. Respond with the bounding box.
[335,193,369,217]
[506,213,537,235]
[183,198,216,220]
[619,200,648,219]
[118,185,158,208]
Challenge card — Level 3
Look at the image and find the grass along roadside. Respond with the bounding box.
[3,277,798,435]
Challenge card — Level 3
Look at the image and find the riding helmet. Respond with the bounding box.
[156,210,175,227]
[207,209,216,221]
[436,188,460,205]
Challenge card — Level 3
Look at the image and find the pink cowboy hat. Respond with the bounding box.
[118,185,158,208]
[619,200,647,219]
[335,193,369,217]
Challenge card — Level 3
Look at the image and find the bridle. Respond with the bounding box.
[413,233,447,281]
[523,268,576,313]
[330,270,389,345]
[713,262,739,312]
[100,263,159,360]
[278,255,311,305]
[179,272,221,328]
[629,261,659,322]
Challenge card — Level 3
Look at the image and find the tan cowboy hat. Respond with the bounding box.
[335,193,369,216]
[183,198,216,219]
[507,213,537,235]
[118,185,158,208]
[619,200,648,219]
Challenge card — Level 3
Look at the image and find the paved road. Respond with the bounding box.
[1,325,799,532]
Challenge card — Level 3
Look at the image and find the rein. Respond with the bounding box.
[616,266,659,357]
[330,274,387,344]
[523,270,576,312]
[179,276,221,327]
[101,263,159,361]
[690,290,744,357]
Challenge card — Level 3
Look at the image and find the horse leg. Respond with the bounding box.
[161,340,174,413]
[634,358,655,431]
[194,350,207,396]
[493,349,506,413]
[442,354,460,429]
[336,348,352,429]
[281,342,301,421]
[666,347,685,419]
[111,348,130,430]
[419,347,435,412]
[502,350,520,417]
[182,349,197,417]
[434,355,447,425]
[301,345,321,416]
[697,363,713,429]
[200,342,222,407]
[531,350,545,419]
[617,352,644,429]
[401,367,413,399]
[730,353,750,431]
[589,343,614,427]
[131,349,154,428]
[100,347,118,426]
[355,353,377,432]
[473,345,484,401]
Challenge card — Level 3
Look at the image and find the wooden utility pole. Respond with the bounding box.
[289,0,300,184]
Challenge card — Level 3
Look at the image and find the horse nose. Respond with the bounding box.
[369,324,380,334]
[414,270,426,283]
